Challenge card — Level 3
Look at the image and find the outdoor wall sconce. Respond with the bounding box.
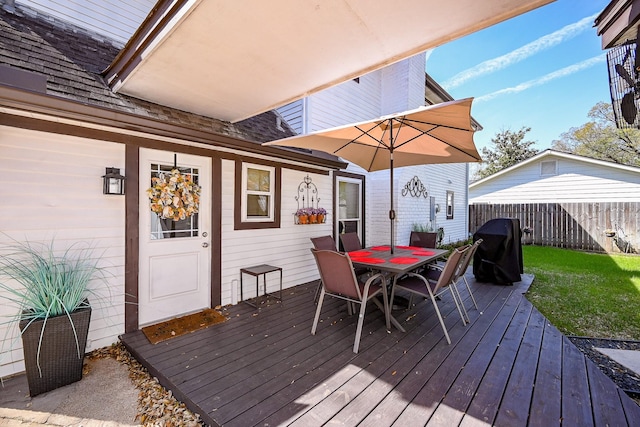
[102,167,125,195]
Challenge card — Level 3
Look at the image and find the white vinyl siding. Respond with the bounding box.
[0,126,126,377]
[307,74,382,131]
[369,163,471,248]
[220,160,332,306]
[305,53,427,132]
[276,99,304,134]
[16,0,155,45]
[470,156,640,203]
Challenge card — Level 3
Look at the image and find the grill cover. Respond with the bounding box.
[473,218,523,285]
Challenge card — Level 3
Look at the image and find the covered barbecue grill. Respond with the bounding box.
[473,218,523,285]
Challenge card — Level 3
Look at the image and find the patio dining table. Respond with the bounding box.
[348,245,448,332]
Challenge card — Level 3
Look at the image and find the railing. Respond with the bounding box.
[469,202,639,254]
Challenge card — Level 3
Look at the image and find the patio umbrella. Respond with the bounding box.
[264,97,481,253]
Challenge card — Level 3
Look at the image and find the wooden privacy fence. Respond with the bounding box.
[469,202,640,254]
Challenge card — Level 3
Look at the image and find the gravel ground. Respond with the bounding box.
[568,336,640,403]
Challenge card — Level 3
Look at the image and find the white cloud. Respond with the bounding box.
[443,13,599,90]
[475,54,607,102]
[424,48,434,65]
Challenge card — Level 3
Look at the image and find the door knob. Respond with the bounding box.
[202,242,209,248]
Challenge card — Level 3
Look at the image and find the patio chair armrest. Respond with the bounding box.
[364,272,387,288]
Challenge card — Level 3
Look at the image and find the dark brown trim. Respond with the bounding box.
[103,0,186,85]
[333,171,366,247]
[234,160,282,230]
[124,145,140,333]
[126,149,222,329]
[0,85,347,170]
[0,111,337,176]
[211,157,222,307]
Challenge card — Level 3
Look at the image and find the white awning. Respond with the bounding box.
[105,0,553,123]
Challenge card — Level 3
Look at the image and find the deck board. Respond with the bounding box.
[561,336,594,427]
[494,306,545,426]
[120,274,640,426]
[459,290,531,426]
[528,321,563,426]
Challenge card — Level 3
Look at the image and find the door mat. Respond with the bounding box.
[142,309,226,344]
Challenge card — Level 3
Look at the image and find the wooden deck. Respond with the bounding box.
[120,273,640,426]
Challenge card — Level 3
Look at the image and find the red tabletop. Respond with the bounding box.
[349,247,448,275]
[348,250,373,257]
[390,257,420,264]
[349,257,385,264]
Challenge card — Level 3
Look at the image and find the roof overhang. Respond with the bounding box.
[105,0,553,123]
[595,0,640,48]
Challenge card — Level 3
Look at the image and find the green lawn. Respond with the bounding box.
[523,245,640,340]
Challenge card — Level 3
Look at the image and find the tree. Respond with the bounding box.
[552,102,640,167]
[475,127,538,179]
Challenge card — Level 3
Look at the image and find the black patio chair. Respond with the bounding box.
[409,231,438,248]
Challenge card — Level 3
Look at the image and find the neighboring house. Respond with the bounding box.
[0,0,547,378]
[469,149,640,253]
[278,58,479,249]
[469,149,640,204]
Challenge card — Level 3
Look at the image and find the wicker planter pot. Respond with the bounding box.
[19,303,91,396]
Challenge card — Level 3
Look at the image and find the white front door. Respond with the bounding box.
[138,149,211,326]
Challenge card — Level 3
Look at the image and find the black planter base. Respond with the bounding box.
[19,304,91,396]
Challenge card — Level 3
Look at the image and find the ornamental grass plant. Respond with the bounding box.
[0,237,109,381]
[0,238,105,321]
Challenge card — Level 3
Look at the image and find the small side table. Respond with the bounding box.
[240,264,283,308]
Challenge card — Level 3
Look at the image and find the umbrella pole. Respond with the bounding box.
[389,121,395,254]
[390,153,395,254]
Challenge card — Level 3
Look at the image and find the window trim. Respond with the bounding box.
[446,190,454,220]
[234,160,281,230]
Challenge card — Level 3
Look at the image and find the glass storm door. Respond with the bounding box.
[138,149,211,326]
[336,176,363,250]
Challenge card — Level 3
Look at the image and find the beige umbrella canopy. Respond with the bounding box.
[264,97,482,252]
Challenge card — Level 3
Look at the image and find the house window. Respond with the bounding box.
[540,160,557,176]
[446,191,454,220]
[235,161,281,230]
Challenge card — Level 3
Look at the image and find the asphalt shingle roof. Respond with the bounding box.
[0,4,296,143]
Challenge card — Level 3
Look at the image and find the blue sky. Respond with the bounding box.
[427,0,611,155]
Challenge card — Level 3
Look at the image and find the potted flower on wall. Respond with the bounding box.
[315,207,327,224]
[295,208,312,224]
[0,238,107,396]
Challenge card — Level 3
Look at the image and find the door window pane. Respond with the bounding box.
[339,181,360,220]
[149,163,200,239]
[337,179,363,248]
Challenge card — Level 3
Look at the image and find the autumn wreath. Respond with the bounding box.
[147,169,201,221]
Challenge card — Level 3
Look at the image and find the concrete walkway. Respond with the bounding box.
[0,358,139,426]
[596,348,640,378]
